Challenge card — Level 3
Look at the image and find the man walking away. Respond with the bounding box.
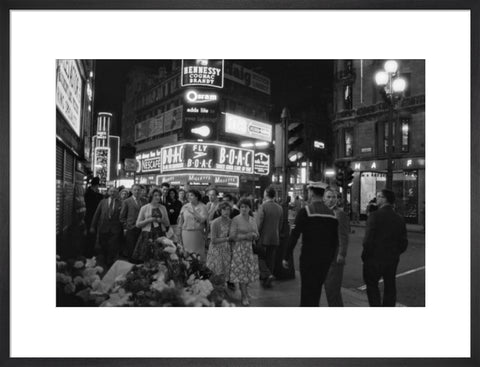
[283,182,338,307]
[362,189,408,306]
[257,187,283,288]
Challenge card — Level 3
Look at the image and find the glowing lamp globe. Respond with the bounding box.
[384,60,398,73]
[375,71,389,86]
[392,78,407,93]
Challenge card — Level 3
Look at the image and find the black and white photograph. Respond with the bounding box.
[4,6,476,364]
[56,59,426,308]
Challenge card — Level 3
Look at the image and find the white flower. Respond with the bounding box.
[85,257,96,268]
[94,266,104,274]
[101,289,131,307]
[169,253,179,261]
[74,261,84,269]
[82,268,97,277]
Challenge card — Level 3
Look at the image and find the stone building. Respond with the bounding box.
[332,60,425,224]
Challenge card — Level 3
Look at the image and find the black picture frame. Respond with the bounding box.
[1,1,478,366]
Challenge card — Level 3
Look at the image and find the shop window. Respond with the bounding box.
[344,128,353,157]
[401,118,410,152]
[343,84,352,110]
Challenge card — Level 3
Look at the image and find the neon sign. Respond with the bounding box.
[93,147,110,185]
[185,90,218,104]
[181,60,224,88]
[161,142,254,174]
[225,113,272,142]
[254,152,270,176]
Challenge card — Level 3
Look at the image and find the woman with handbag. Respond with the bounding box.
[178,189,208,260]
[206,201,233,281]
[229,198,260,306]
[132,189,170,262]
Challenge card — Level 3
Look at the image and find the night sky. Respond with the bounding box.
[93,59,334,136]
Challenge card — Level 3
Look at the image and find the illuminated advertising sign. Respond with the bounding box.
[254,152,270,176]
[93,147,110,185]
[161,142,254,174]
[181,59,224,88]
[225,113,272,142]
[56,59,83,136]
[135,149,162,173]
[184,89,219,128]
[184,89,219,104]
[157,173,239,187]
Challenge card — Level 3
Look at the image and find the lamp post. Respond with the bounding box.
[280,107,290,205]
[375,60,407,191]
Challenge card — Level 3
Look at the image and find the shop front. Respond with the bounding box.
[351,157,425,224]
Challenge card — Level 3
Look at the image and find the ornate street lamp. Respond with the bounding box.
[375,60,407,190]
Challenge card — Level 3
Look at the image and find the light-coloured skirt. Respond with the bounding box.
[182,230,206,260]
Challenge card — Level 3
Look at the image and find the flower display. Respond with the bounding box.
[57,237,235,307]
[56,255,105,306]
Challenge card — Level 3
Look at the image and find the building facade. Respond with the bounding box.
[332,60,425,224]
[121,60,273,196]
[56,59,96,252]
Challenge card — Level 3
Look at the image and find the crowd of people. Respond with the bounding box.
[81,177,409,307]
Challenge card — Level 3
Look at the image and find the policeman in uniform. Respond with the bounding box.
[283,182,339,306]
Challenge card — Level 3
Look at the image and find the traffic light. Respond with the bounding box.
[345,165,354,185]
[288,122,304,162]
[336,167,345,187]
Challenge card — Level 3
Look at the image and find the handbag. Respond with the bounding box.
[252,239,266,257]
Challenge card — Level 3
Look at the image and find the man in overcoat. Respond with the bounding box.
[362,189,408,306]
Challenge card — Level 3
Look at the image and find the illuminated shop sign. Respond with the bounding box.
[93,147,110,185]
[161,142,254,174]
[351,158,425,171]
[254,152,270,176]
[56,59,83,136]
[225,113,272,142]
[181,60,224,88]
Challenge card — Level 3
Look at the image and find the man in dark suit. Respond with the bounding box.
[83,176,104,257]
[160,182,170,206]
[120,184,142,260]
[257,186,283,288]
[90,187,123,268]
[362,189,408,306]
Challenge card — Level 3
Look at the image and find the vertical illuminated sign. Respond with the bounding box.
[93,147,110,185]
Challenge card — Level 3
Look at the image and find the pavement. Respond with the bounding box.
[224,271,405,307]
[350,221,424,233]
